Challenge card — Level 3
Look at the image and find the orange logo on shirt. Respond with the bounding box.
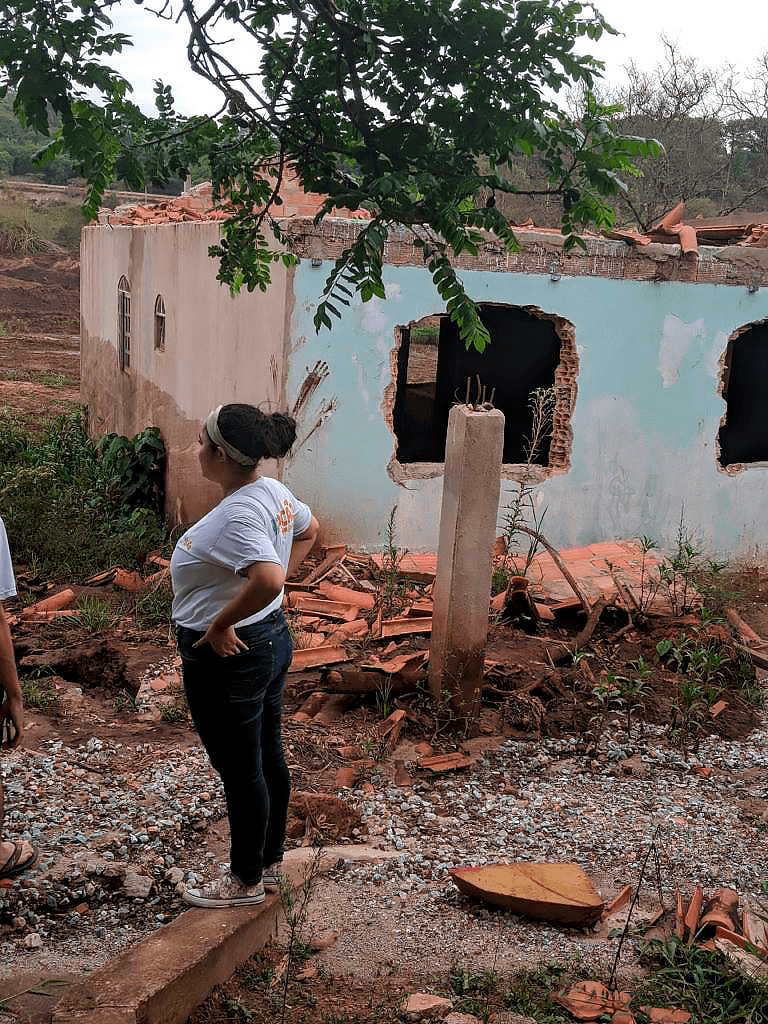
[276,499,295,535]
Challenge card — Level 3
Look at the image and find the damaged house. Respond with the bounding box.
[80,184,768,557]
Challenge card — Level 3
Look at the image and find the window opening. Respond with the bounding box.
[118,275,131,371]
[392,305,575,469]
[718,320,768,467]
[154,294,166,351]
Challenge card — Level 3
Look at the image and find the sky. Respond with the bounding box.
[107,1,768,116]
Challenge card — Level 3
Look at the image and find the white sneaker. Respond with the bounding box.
[183,872,265,908]
[262,860,284,888]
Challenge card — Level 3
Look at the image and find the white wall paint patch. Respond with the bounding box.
[658,315,705,389]
[360,297,390,334]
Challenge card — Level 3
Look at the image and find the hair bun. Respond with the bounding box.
[265,412,297,458]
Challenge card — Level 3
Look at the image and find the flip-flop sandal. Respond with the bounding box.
[0,840,38,879]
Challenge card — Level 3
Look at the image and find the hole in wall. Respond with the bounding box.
[718,319,768,469]
[388,304,577,474]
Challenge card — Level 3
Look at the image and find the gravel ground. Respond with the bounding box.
[298,721,768,981]
[0,694,766,995]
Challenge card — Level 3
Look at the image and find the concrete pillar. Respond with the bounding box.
[429,404,505,727]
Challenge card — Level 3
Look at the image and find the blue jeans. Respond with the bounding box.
[176,609,293,885]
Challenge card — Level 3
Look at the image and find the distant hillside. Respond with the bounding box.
[0,180,175,252]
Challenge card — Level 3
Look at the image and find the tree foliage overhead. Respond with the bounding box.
[0,0,659,351]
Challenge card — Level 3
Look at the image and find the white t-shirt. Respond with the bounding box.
[171,477,312,631]
[0,517,17,601]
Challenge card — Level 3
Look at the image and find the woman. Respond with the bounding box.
[171,404,318,909]
[0,514,37,878]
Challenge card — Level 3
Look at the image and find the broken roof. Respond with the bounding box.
[97,170,372,227]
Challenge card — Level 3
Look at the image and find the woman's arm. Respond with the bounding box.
[193,561,285,656]
[0,603,23,747]
[287,516,319,579]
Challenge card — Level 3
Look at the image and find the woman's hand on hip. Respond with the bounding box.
[193,622,248,657]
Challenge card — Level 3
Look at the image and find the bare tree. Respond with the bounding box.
[596,37,734,229]
[718,53,768,215]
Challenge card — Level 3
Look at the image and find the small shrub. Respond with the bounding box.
[0,410,168,578]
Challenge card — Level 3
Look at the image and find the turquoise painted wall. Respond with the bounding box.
[284,259,768,557]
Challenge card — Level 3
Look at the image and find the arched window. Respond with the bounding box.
[118,276,131,371]
[154,294,166,351]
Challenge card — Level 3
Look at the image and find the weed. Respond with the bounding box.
[586,673,625,754]
[284,610,313,650]
[221,997,255,1022]
[501,963,576,1021]
[21,678,57,710]
[410,324,439,344]
[656,506,703,615]
[277,847,326,1024]
[634,938,768,1022]
[112,692,135,713]
[160,699,189,724]
[0,196,86,249]
[655,627,737,752]
[370,506,409,621]
[616,668,653,736]
[360,727,388,763]
[39,371,77,389]
[239,957,274,987]
[75,596,115,632]
[450,968,500,1020]
[133,585,173,629]
[490,563,509,597]
[497,386,555,587]
[23,662,57,680]
[374,678,395,718]
[96,427,166,515]
[637,534,661,614]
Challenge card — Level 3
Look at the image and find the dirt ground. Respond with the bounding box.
[0,252,80,420]
[1,252,767,1024]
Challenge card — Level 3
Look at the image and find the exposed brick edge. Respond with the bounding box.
[282,218,768,287]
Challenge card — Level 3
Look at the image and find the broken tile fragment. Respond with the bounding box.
[601,884,633,918]
[112,568,145,591]
[452,863,603,926]
[287,595,361,620]
[698,888,739,937]
[380,616,432,638]
[20,587,76,617]
[684,884,703,942]
[316,581,375,610]
[361,651,428,674]
[418,752,471,774]
[640,1010,691,1024]
[551,980,612,1020]
[288,645,350,672]
[335,761,372,788]
[311,692,357,725]
[402,993,454,1021]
